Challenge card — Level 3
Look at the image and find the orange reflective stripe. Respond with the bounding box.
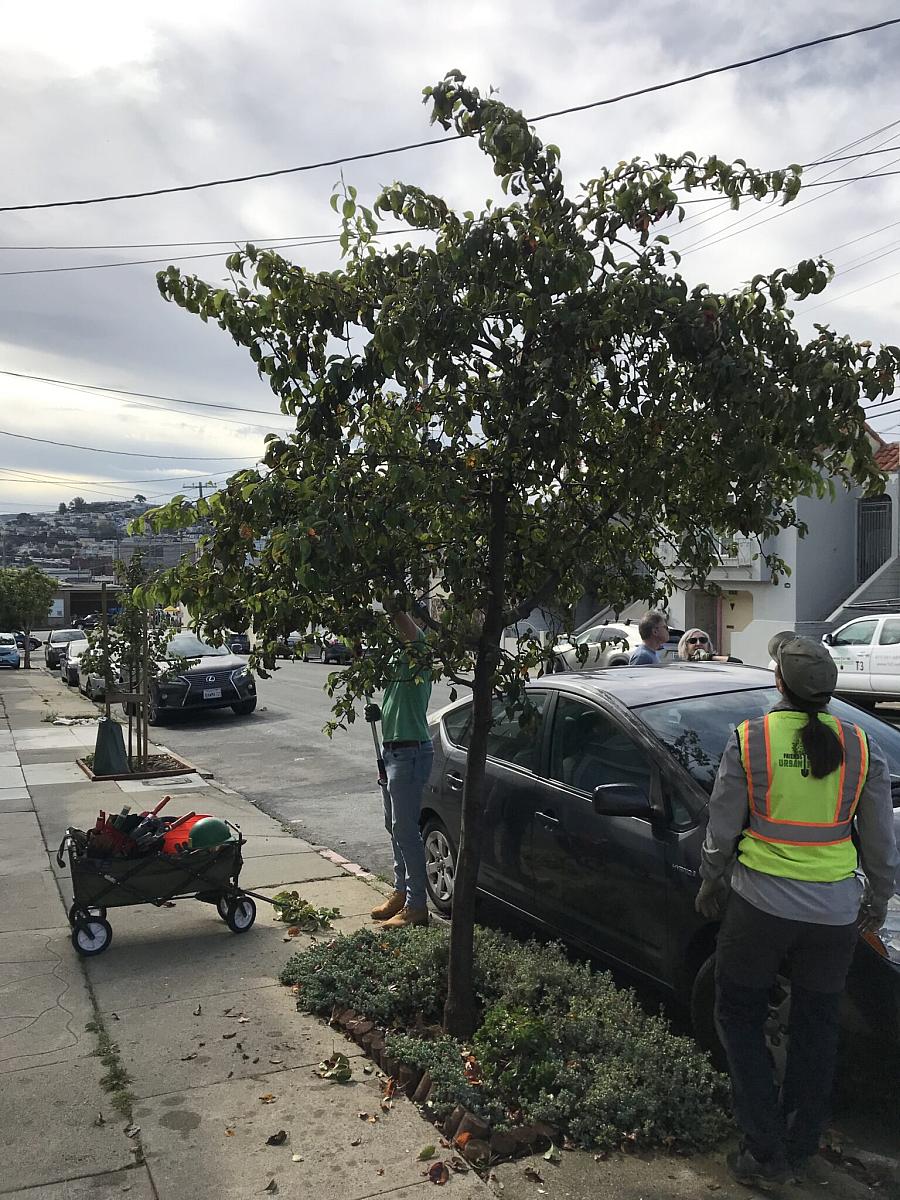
[738,722,754,812]
[763,714,773,817]
[835,721,846,823]
[744,829,853,848]
[852,726,868,814]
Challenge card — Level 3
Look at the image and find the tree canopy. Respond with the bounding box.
[0,566,57,666]
[139,72,899,1032]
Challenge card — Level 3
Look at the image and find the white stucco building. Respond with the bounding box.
[663,433,900,667]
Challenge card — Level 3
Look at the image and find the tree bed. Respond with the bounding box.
[280,925,730,1161]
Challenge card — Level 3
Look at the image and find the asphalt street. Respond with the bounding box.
[146,659,458,879]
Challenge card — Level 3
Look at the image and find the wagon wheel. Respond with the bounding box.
[71,916,113,957]
[224,895,256,933]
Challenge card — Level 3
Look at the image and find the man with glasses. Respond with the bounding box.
[628,611,669,666]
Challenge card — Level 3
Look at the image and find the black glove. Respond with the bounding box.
[694,878,728,920]
[364,702,382,724]
[858,891,888,935]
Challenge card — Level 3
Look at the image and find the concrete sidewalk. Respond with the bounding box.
[0,668,893,1200]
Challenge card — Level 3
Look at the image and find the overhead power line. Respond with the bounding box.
[0,369,292,419]
[1,18,897,215]
[0,429,258,460]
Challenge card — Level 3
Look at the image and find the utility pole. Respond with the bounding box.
[182,481,214,502]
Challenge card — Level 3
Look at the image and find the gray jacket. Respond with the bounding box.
[701,702,899,923]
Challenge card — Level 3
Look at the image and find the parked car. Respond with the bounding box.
[422,662,900,1061]
[822,613,900,705]
[275,631,308,659]
[13,632,41,652]
[45,628,88,669]
[61,639,90,687]
[552,622,684,672]
[318,634,353,665]
[74,613,102,631]
[226,631,251,655]
[122,631,257,725]
[0,633,21,669]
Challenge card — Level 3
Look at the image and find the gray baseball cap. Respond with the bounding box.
[768,631,838,706]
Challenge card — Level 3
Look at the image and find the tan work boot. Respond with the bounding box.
[370,890,406,921]
[379,906,429,929]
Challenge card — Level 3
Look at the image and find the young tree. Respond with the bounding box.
[140,74,898,1036]
[0,566,57,668]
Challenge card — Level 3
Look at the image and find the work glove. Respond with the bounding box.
[858,891,888,935]
[364,702,382,724]
[694,877,728,920]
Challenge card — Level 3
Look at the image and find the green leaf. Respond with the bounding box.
[418,1146,436,1161]
[544,1144,561,1164]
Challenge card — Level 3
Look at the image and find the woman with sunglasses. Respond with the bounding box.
[676,627,742,663]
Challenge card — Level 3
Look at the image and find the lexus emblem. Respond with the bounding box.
[206,675,216,682]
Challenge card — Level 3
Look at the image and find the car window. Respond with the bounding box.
[549,695,652,796]
[442,702,473,749]
[638,686,900,798]
[486,695,547,771]
[879,619,900,647]
[0,634,15,646]
[51,630,84,643]
[833,619,878,647]
[442,695,547,769]
[165,632,229,658]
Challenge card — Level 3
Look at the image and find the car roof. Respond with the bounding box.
[543,661,774,708]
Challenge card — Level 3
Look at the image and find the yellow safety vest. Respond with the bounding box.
[736,710,868,883]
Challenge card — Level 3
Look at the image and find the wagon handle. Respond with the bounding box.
[57,829,75,868]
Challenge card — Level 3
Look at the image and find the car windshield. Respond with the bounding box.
[637,686,900,794]
[52,630,86,643]
[0,634,15,646]
[165,633,229,659]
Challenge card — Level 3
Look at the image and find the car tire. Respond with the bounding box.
[608,656,629,667]
[147,692,162,726]
[231,698,257,716]
[302,649,309,662]
[690,953,723,1064]
[422,816,456,915]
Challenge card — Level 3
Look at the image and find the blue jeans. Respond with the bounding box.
[382,741,434,910]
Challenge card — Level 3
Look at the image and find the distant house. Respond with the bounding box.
[662,428,900,666]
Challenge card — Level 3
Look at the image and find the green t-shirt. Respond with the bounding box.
[381,630,432,742]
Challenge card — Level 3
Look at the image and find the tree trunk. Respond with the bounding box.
[443,489,507,1039]
[23,623,31,670]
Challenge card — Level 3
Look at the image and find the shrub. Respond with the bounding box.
[281,924,731,1151]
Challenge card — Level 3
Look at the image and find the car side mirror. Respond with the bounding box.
[821,632,834,646]
[591,783,653,819]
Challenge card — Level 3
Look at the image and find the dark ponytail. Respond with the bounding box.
[781,682,844,779]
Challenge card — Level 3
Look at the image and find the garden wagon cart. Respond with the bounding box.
[57,819,261,956]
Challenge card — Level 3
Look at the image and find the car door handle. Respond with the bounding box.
[536,810,560,828]
[446,771,464,792]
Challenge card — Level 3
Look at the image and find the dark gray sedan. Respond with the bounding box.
[422,663,900,1062]
[136,632,256,724]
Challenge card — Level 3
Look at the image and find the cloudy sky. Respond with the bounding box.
[2,1,900,512]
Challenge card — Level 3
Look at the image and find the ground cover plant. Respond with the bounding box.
[280,925,730,1152]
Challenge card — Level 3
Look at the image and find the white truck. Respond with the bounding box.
[822,613,900,706]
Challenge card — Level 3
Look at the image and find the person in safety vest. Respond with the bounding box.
[695,631,899,1190]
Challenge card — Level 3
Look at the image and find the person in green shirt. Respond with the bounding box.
[367,600,434,928]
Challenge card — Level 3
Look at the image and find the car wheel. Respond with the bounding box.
[690,952,791,1078]
[231,698,257,716]
[422,817,456,915]
[608,656,629,667]
[302,649,309,662]
[147,692,162,726]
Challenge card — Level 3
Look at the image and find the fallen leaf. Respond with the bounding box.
[193,1004,202,1016]
[124,1125,140,1139]
[362,1064,373,1075]
[225,1128,235,1137]
[94,1112,105,1127]
[291,1154,303,1162]
[263,1181,278,1195]
[223,1032,237,1040]
[198,1042,206,1048]
[238,1016,250,1024]
[367,1115,379,1124]
[593,1152,608,1163]
[544,1144,561,1164]
[269,1058,284,1065]
[455,1132,471,1149]
[427,1162,449,1185]
[350,1138,362,1147]
[376,1168,385,1177]
[110,1012,119,1021]
[358,1111,370,1120]
[266,1131,288,1146]
[259,1094,276,1105]
[524,1167,544,1184]
[418,1145,436,1161]
[286,926,302,937]
[253,1057,260,1064]
[448,1157,469,1174]
[290,984,300,995]
[181,1052,197,1061]
[316,1052,352,1083]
